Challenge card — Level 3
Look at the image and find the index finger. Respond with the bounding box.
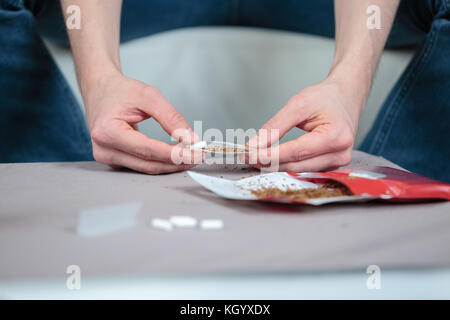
[277,126,354,163]
[247,129,345,166]
[247,102,303,149]
[139,87,197,144]
[103,122,176,163]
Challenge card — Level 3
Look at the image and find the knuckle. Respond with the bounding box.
[93,149,112,165]
[90,125,109,145]
[90,127,102,143]
[166,109,185,126]
[336,150,353,167]
[329,129,354,151]
[141,85,160,99]
[291,93,308,108]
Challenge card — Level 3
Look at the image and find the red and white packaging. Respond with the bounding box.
[188,166,450,206]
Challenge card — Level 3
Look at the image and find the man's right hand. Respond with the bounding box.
[83,72,203,174]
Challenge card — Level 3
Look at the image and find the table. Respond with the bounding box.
[1,151,449,299]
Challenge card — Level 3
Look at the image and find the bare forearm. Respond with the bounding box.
[330,0,400,108]
[60,0,122,99]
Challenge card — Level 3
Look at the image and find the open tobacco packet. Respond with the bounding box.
[188,166,450,206]
[189,141,250,154]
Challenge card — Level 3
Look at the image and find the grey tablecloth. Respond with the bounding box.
[1,151,449,280]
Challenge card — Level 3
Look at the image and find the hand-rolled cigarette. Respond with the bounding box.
[189,141,249,154]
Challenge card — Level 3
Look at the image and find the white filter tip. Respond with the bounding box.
[170,216,198,228]
[151,218,173,231]
[200,219,224,230]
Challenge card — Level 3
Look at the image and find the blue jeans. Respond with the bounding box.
[1,0,449,181]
